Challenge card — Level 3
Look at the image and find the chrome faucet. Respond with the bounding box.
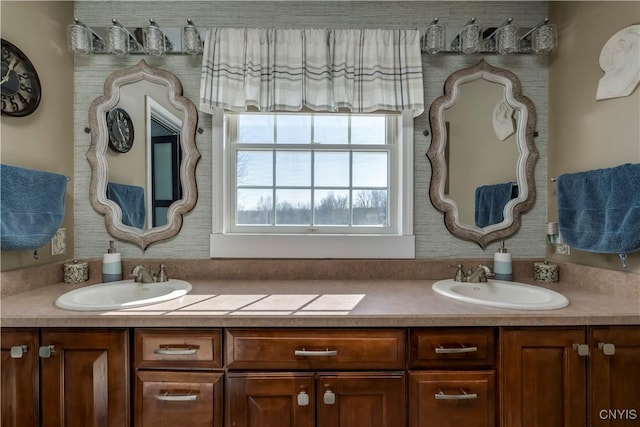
[451,264,495,283]
[130,264,174,283]
[466,264,495,283]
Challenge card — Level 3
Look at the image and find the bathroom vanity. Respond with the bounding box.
[1,271,639,427]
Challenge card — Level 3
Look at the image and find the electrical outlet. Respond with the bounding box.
[555,243,571,256]
[51,228,66,255]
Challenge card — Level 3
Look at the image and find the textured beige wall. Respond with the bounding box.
[548,1,640,272]
[0,2,74,271]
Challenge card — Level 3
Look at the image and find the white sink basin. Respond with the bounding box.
[55,279,192,311]
[432,279,569,310]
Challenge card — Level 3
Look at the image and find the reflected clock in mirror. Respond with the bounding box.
[427,59,538,248]
[88,60,200,250]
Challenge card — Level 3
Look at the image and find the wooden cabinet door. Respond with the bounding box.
[501,328,587,427]
[1,329,39,427]
[316,372,405,427]
[39,329,129,427]
[409,371,495,427]
[590,326,640,427]
[135,371,223,427]
[226,372,315,427]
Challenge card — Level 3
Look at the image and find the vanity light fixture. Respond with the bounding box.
[68,19,201,56]
[451,18,483,54]
[422,18,445,55]
[107,19,142,55]
[183,19,204,56]
[68,18,104,55]
[421,17,557,55]
[482,18,519,54]
[519,18,557,55]
[143,19,166,56]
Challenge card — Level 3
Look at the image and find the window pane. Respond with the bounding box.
[237,151,273,186]
[351,116,386,145]
[353,190,387,225]
[276,151,311,187]
[239,114,275,143]
[314,115,349,144]
[237,189,273,224]
[276,189,311,224]
[277,114,311,144]
[315,152,350,187]
[353,152,387,187]
[314,190,350,225]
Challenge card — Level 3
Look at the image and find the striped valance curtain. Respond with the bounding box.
[199,28,424,117]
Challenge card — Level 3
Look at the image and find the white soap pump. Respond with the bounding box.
[102,240,122,283]
[493,240,512,281]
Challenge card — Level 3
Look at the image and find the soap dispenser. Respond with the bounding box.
[493,240,512,281]
[102,240,122,283]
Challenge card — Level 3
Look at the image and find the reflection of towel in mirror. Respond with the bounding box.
[475,182,517,228]
[107,182,146,229]
[557,163,640,254]
[1,164,67,250]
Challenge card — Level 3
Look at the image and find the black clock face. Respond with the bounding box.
[1,39,41,117]
[106,108,135,153]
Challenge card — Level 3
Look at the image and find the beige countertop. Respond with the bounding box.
[1,278,638,328]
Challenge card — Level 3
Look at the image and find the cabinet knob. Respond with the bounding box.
[323,389,336,405]
[297,391,309,406]
[572,343,589,357]
[38,345,56,358]
[598,342,616,356]
[10,345,28,359]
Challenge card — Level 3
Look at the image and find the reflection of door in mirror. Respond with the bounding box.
[151,121,182,227]
[445,79,519,226]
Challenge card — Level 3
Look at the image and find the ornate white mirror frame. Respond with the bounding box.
[427,59,538,248]
[87,60,200,250]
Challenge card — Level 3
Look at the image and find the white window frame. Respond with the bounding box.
[211,108,415,258]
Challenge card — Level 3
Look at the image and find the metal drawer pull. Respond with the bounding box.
[154,392,198,402]
[435,345,478,354]
[154,347,197,356]
[573,343,589,357]
[297,391,309,406]
[435,390,478,400]
[10,345,28,359]
[295,348,338,357]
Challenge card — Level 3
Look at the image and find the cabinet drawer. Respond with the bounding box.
[409,328,495,368]
[135,370,223,427]
[135,329,222,369]
[409,371,495,427]
[226,329,406,370]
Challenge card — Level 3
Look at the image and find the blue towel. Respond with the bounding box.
[107,182,146,229]
[557,163,640,254]
[475,182,517,228]
[1,164,67,251]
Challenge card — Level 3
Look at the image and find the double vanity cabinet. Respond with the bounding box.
[2,325,638,427]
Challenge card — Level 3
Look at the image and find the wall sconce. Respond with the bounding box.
[68,18,104,55]
[422,18,445,55]
[520,18,557,55]
[107,19,142,55]
[183,19,203,56]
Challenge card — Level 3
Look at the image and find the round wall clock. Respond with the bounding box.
[106,107,135,153]
[1,39,42,117]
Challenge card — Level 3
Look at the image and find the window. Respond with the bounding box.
[212,110,415,258]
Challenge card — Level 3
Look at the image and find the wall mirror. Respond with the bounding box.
[427,59,538,248]
[87,60,200,250]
